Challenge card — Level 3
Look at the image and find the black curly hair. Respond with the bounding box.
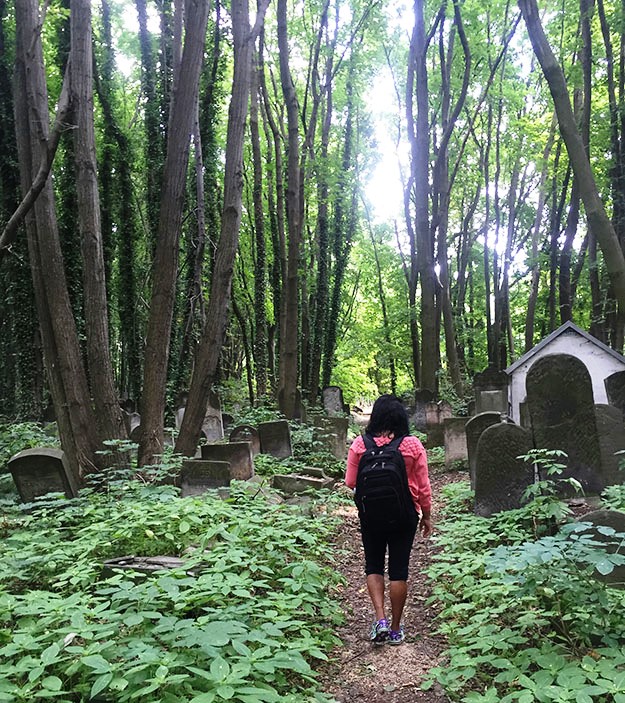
[365,394,410,437]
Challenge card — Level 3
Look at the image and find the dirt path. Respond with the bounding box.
[320,470,461,703]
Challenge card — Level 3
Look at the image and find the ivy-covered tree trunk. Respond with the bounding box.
[277,0,302,419]
[71,0,126,444]
[139,0,210,466]
[14,0,100,477]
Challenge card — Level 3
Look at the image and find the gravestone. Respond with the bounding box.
[122,410,141,437]
[278,388,307,422]
[312,416,349,460]
[426,401,452,447]
[200,442,254,480]
[465,412,502,489]
[6,448,79,502]
[443,417,468,468]
[229,425,261,456]
[322,386,347,416]
[575,509,625,588]
[102,555,190,580]
[605,371,625,420]
[180,459,231,497]
[527,353,604,494]
[413,389,435,431]
[272,473,333,494]
[473,367,509,415]
[474,423,534,517]
[258,420,292,458]
[202,391,224,442]
[594,404,625,488]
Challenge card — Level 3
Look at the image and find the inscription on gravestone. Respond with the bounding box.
[474,423,533,517]
[6,448,79,503]
[200,442,254,480]
[180,459,231,497]
[527,353,604,494]
[322,386,346,416]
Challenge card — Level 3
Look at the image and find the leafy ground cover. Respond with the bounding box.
[0,469,344,702]
[424,481,625,703]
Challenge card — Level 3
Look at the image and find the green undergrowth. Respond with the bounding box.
[0,477,344,702]
[424,481,625,703]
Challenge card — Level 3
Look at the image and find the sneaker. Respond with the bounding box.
[387,625,405,645]
[370,618,390,644]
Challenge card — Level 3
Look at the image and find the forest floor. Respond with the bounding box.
[319,467,464,703]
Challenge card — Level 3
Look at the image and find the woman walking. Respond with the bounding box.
[345,394,433,645]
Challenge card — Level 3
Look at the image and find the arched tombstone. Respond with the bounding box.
[6,448,79,502]
[474,423,534,517]
[465,412,503,489]
[527,353,604,495]
[473,367,509,415]
[229,425,261,456]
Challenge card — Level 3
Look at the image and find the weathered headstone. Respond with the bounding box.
[258,420,292,458]
[322,386,346,416]
[465,412,502,489]
[443,417,468,469]
[278,388,307,422]
[413,389,435,431]
[122,410,141,436]
[474,423,534,517]
[574,509,625,588]
[605,371,625,420]
[180,459,231,497]
[272,473,333,494]
[6,448,79,502]
[312,416,349,460]
[202,391,224,442]
[527,353,604,494]
[229,425,261,456]
[426,401,452,447]
[200,442,254,480]
[102,555,189,580]
[594,404,625,488]
[473,367,509,415]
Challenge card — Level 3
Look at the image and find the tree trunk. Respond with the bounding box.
[139,0,210,466]
[14,0,99,477]
[176,0,267,456]
[277,0,302,419]
[519,0,625,312]
[71,0,126,444]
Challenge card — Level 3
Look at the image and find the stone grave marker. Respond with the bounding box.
[443,417,468,469]
[272,473,333,494]
[322,386,347,416]
[527,353,604,494]
[102,555,190,580]
[426,401,452,447]
[6,448,79,503]
[473,367,509,415]
[258,420,292,458]
[474,423,534,517]
[122,410,141,437]
[200,442,254,480]
[605,371,625,420]
[465,412,502,489]
[594,404,625,488]
[180,458,231,497]
[229,425,261,456]
[312,416,349,460]
[201,391,224,442]
[413,389,435,431]
[575,509,625,588]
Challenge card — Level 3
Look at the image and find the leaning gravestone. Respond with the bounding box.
[574,509,625,588]
[465,412,502,489]
[527,353,604,494]
[594,404,625,488]
[322,386,346,417]
[200,442,253,480]
[229,425,261,456]
[180,459,231,497]
[474,423,534,517]
[605,371,625,420]
[6,448,79,502]
[258,420,292,458]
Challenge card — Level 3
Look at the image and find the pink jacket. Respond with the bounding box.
[345,434,432,514]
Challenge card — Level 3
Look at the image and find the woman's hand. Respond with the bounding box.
[419,515,433,538]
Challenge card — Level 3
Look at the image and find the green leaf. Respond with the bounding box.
[216,684,235,699]
[41,643,60,665]
[90,673,113,699]
[81,655,111,673]
[41,676,63,692]
[190,693,216,703]
[210,656,230,681]
[179,521,191,534]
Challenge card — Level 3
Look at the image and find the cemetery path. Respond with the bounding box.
[319,469,463,703]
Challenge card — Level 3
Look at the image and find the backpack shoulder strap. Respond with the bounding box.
[389,434,406,450]
[361,432,376,450]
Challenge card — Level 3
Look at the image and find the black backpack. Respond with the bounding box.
[355,433,415,529]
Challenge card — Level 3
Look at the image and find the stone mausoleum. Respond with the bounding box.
[506,321,625,425]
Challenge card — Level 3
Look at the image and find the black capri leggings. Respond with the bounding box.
[360,516,419,581]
